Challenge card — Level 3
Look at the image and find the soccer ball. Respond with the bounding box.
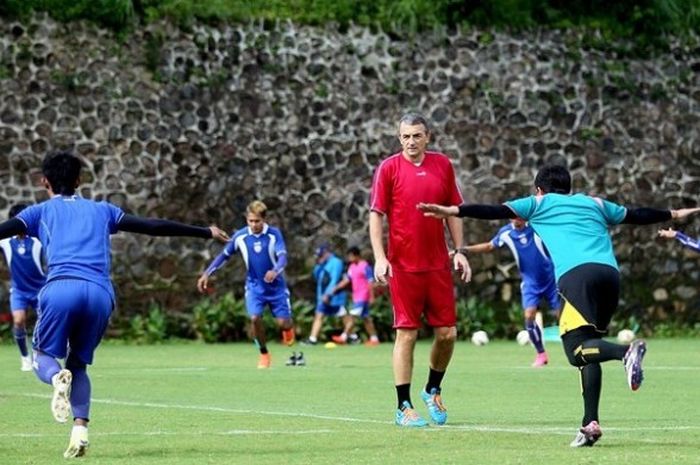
[471,330,489,346]
[516,330,530,346]
[617,329,635,344]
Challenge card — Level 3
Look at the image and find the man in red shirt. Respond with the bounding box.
[369,112,471,427]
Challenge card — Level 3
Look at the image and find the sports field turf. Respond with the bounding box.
[1,338,698,464]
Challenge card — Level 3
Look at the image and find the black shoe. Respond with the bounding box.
[295,352,306,366]
[286,352,297,366]
[300,338,317,346]
[348,334,361,345]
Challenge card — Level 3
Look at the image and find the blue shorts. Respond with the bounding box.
[316,302,347,317]
[9,289,39,312]
[521,280,561,312]
[245,288,292,319]
[33,279,114,365]
[349,301,370,318]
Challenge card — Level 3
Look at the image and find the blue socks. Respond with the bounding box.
[12,326,28,357]
[66,355,91,420]
[526,320,545,353]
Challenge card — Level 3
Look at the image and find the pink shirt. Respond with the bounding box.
[370,151,463,272]
[348,260,373,303]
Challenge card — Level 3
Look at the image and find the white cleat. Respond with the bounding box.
[20,355,33,372]
[64,425,89,458]
[51,369,72,423]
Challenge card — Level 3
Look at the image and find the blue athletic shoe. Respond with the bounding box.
[623,339,647,391]
[395,401,428,427]
[421,388,447,425]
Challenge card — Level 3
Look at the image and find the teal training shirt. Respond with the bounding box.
[505,193,627,281]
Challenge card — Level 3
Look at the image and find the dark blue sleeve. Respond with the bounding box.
[204,253,231,276]
[0,218,26,240]
[676,232,700,253]
[117,214,212,238]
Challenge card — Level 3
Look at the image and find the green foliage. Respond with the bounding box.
[3,1,699,53]
[121,303,169,343]
[190,292,249,342]
[2,0,135,32]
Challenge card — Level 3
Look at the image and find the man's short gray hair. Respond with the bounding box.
[398,112,430,133]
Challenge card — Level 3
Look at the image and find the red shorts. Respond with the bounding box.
[388,267,456,329]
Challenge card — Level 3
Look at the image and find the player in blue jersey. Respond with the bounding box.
[0,204,46,371]
[464,218,560,367]
[197,200,296,369]
[0,151,228,459]
[302,243,348,345]
[658,228,700,252]
[418,165,700,448]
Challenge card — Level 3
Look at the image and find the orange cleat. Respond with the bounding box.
[331,334,348,345]
[282,329,296,346]
[257,353,271,369]
[364,339,380,347]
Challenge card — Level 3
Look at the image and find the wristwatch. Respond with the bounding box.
[453,247,468,256]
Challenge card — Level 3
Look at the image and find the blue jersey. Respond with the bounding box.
[313,253,347,307]
[0,236,45,295]
[491,223,554,289]
[506,193,626,281]
[222,224,288,291]
[17,195,124,298]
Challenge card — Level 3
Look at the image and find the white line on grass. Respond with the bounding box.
[0,429,339,438]
[7,392,700,436]
[509,366,700,371]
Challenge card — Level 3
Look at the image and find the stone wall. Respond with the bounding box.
[1,15,699,322]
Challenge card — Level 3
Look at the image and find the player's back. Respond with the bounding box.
[18,196,123,291]
[507,193,626,280]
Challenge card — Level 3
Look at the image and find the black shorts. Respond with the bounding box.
[557,263,620,336]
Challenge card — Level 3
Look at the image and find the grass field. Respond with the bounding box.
[1,338,698,464]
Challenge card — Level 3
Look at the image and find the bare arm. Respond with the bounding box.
[446,216,471,282]
[369,210,391,284]
[465,241,496,254]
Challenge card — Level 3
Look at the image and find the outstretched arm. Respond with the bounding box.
[117,214,229,241]
[623,207,700,225]
[418,203,516,220]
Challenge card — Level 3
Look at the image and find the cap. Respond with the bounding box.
[315,242,330,257]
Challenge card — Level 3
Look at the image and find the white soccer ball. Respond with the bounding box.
[617,329,635,344]
[516,330,530,346]
[471,330,489,346]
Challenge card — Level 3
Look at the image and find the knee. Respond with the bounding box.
[12,314,26,328]
[434,327,456,345]
[65,353,86,372]
[523,309,537,322]
[395,329,418,345]
[562,338,585,367]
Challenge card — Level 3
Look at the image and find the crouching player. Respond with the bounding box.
[197,200,296,369]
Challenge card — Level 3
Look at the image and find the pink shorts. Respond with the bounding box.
[388,267,456,329]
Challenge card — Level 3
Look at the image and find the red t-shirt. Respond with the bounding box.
[370,151,464,272]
